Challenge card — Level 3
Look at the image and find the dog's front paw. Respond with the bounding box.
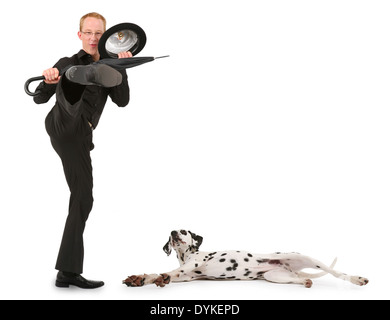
[123,275,145,287]
[154,273,171,287]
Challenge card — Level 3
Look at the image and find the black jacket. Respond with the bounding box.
[33,50,130,128]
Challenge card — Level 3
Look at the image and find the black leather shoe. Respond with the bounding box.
[55,271,104,289]
[65,64,122,87]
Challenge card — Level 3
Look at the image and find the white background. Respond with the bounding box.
[0,0,389,300]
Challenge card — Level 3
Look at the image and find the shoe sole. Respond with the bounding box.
[67,64,122,87]
[93,64,122,87]
[55,280,70,288]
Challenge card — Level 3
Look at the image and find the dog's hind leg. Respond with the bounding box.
[263,269,313,288]
[297,257,337,279]
[292,256,369,286]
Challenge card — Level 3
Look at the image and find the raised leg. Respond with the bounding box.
[287,255,369,286]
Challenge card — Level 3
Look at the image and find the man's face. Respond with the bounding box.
[78,17,105,57]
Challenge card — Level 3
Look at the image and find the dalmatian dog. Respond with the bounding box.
[123,230,369,288]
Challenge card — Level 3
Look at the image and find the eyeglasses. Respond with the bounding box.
[81,31,103,38]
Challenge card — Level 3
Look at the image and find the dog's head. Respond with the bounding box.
[163,230,203,256]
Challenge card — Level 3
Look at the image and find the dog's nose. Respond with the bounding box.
[171,231,178,237]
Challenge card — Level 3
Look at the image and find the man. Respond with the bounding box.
[34,12,132,289]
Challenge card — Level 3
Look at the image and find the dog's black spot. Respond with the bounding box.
[220,274,226,277]
[220,259,226,263]
[248,253,253,257]
[316,265,321,269]
[230,259,236,263]
[194,271,202,275]
[195,264,198,268]
[208,256,214,261]
[244,270,252,277]
[226,267,232,271]
[221,253,227,256]
[269,259,281,265]
[209,252,217,256]
[244,258,249,262]
[227,276,236,279]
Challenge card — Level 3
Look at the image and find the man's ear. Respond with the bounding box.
[189,231,203,250]
[77,31,82,40]
[163,238,172,256]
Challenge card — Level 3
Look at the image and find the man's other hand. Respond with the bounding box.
[117,51,133,59]
[43,68,60,84]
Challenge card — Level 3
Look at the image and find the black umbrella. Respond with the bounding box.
[24,55,169,97]
[25,22,168,96]
[96,55,169,70]
[98,22,147,59]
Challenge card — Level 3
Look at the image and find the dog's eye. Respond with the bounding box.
[180,230,187,235]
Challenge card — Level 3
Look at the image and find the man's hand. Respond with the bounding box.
[117,51,133,59]
[43,68,60,84]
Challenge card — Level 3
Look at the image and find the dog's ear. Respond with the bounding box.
[163,238,172,256]
[189,231,203,250]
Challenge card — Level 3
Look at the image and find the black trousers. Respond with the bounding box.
[45,78,93,274]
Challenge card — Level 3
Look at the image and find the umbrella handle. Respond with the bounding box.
[24,75,45,97]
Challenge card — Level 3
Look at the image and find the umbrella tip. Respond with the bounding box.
[155,55,170,59]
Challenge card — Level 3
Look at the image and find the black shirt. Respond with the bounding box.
[33,50,130,129]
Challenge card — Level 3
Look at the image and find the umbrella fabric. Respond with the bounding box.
[95,56,155,70]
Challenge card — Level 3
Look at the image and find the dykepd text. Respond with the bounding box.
[195,304,240,315]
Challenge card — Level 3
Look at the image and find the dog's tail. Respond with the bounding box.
[297,257,337,279]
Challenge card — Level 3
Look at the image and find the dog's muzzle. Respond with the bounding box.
[170,231,186,245]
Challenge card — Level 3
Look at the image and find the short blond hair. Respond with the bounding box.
[80,12,106,31]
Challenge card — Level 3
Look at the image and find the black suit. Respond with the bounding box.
[34,50,129,274]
